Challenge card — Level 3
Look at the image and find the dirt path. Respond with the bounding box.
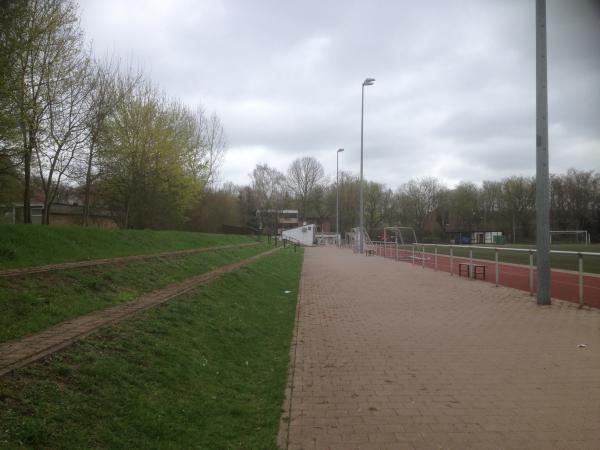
[0,246,279,377]
[283,246,600,449]
[0,242,260,278]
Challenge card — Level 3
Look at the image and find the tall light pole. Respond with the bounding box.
[536,0,551,304]
[336,148,344,246]
[359,77,375,253]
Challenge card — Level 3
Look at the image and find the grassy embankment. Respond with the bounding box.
[0,225,257,269]
[0,243,270,343]
[0,246,303,449]
[398,243,600,274]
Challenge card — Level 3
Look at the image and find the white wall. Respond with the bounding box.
[282,224,315,246]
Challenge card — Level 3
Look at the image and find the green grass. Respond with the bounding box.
[0,246,303,449]
[0,225,257,269]
[406,243,600,273]
[0,244,270,343]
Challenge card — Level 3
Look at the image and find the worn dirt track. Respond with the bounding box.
[0,246,279,377]
[0,242,260,278]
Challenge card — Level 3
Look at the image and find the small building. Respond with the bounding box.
[450,231,504,245]
[0,202,117,228]
[282,224,316,246]
[0,203,44,224]
[256,209,300,235]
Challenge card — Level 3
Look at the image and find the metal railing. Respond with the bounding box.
[361,240,599,308]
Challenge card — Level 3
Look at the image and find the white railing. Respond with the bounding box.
[361,240,599,308]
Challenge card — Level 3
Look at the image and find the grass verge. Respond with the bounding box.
[0,243,269,343]
[0,225,257,269]
[0,246,303,449]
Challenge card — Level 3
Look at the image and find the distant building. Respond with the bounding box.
[0,202,116,228]
[0,203,44,224]
[256,209,300,235]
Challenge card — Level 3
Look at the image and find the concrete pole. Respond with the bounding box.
[536,0,551,305]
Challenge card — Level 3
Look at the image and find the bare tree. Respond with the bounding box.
[287,156,326,220]
[80,59,140,225]
[502,176,535,243]
[35,18,92,224]
[250,163,286,232]
[181,107,226,189]
[203,112,226,187]
[398,177,442,240]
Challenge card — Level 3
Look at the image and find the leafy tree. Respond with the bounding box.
[97,84,199,228]
[1,0,83,223]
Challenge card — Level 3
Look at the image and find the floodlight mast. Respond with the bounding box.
[536,0,551,305]
[336,148,344,246]
[359,77,375,253]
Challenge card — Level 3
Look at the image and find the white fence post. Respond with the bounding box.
[495,248,499,287]
[434,246,438,271]
[578,253,584,307]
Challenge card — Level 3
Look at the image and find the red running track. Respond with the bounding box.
[364,246,600,308]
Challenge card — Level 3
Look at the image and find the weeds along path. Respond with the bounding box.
[0,242,261,278]
[0,247,281,377]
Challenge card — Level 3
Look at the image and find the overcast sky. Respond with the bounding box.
[79,0,600,189]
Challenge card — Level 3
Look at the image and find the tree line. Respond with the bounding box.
[0,0,225,228]
[1,1,596,241]
[198,160,600,243]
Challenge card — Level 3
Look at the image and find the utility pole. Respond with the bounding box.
[536,0,551,305]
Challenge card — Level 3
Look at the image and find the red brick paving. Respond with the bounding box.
[283,246,600,449]
[0,247,278,377]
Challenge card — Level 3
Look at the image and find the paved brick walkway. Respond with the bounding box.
[0,247,278,377]
[283,246,600,450]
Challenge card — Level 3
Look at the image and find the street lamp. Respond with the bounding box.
[336,148,344,246]
[359,77,375,253]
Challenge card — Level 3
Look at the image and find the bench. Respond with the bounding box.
[458,262,487,280]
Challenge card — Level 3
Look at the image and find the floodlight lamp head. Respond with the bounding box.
[363,78,375,86]
[337,148,344,153]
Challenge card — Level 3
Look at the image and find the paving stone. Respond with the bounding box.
[282,246,600,449]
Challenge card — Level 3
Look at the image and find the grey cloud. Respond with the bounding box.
[79,0,600,188]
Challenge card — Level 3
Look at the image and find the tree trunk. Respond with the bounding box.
[42,198,51,225]
[82,147,94,226]
[23,148,31,224]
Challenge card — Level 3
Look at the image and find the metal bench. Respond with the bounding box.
[458,263,487,280]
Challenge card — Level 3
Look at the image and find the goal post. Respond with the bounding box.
[549,230,590,245]
[383,226,418,245]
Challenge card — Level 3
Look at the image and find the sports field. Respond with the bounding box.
[368,242,600,308]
